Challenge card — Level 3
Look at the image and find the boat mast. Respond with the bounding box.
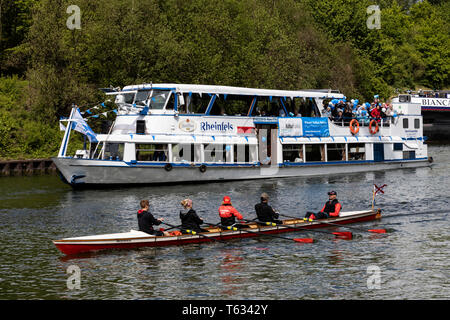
[58,104,77,157]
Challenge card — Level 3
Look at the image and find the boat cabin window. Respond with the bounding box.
[148,90,170,110]
[134,90,150,107]
[136,120,146,134]
[292,97,321,117]
[136,144,168,162]
[326,143,346,161]
[234,144,252,163]
[166,92,175,110]
[403,118,409,128]
[282,144,304,162]
[184,93,210,114]
[414,119,420,129]
[103,143,124,160]
[122,89,172,110]
[403,151,415,160]
[348,143,365,160]
[305,144,325,162]
[116,92,135,105]
[172,144,201,162]
[209,94,253,116]
[252,97,286,117]
[204,144,229,162]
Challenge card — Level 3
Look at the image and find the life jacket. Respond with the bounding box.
[320,199,342,217]
[219,204,243,226]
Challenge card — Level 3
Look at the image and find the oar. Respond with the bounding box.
[277,212,386,234]
[243,218,353,240]
[160,223,182,232]
[320,220,386,234]
[161,222,227,243]
[203,222,314,243]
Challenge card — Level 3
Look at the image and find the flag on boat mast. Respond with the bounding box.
[71,108,98,142]
[372,184,387,209]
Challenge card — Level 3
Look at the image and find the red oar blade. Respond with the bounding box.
[368,229,386,234]
[293,238,314,243]
[332,231,353,239]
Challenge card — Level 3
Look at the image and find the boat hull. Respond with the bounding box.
[52,157,430,186]
[53,210,382,255]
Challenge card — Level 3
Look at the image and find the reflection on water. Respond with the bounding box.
[0,145,449,299]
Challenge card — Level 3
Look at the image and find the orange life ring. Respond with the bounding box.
[369,120,379,134]
[349,119,360,135]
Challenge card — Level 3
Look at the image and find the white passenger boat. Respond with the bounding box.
[53,84,432,187]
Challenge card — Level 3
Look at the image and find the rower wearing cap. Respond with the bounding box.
[218,196,247,229]
[304,191,342,220]
[255,193,283,225]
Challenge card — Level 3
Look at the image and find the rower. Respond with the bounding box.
[179,199,207,234]
[137,200,170,236]
[304,191,342,220]
[255,193,283,225]
[218,196,248,229]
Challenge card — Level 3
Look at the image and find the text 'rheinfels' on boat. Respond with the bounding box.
[53,84,432,187]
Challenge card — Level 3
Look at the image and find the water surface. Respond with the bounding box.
[0,145,448,299]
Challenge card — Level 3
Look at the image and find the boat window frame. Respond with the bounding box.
[326,143,346,162]
[103,142,125,161]
[403,118,409,129]
[203,143,229,163]
[171,143,201,163]
[282,144,304,163]
[304,144,325,162]
[147,89,172,110]
[347,143,366,161]
[135,143,169,162]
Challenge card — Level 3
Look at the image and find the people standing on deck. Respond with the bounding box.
[304,191,342,220]
[218,196,247,229]
[255,193,283,225]
[179,198,207,234]
[137,200,170,236]
[370,105,381,122]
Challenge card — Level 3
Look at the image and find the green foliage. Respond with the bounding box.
[0,76,61,159]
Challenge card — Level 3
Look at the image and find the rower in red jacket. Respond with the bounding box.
[218,196,247,229]
[304,191,342,220]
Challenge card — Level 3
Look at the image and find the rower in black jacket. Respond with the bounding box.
[137,200,169,236]
[179,199,207,234]
[255,193,283,224]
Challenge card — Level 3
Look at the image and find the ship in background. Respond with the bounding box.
[392,90,450,141]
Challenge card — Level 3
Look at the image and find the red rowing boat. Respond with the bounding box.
[53,209,382,255]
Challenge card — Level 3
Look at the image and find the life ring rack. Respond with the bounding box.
[369,120,379,135]
[349,119,360,135]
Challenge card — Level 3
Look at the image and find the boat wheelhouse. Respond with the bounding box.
[392,91,450,140]
[53,83,432,186]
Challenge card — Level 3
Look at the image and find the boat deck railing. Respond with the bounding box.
[330,116,394,127]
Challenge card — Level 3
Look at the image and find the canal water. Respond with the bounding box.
[0,145,448,300]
